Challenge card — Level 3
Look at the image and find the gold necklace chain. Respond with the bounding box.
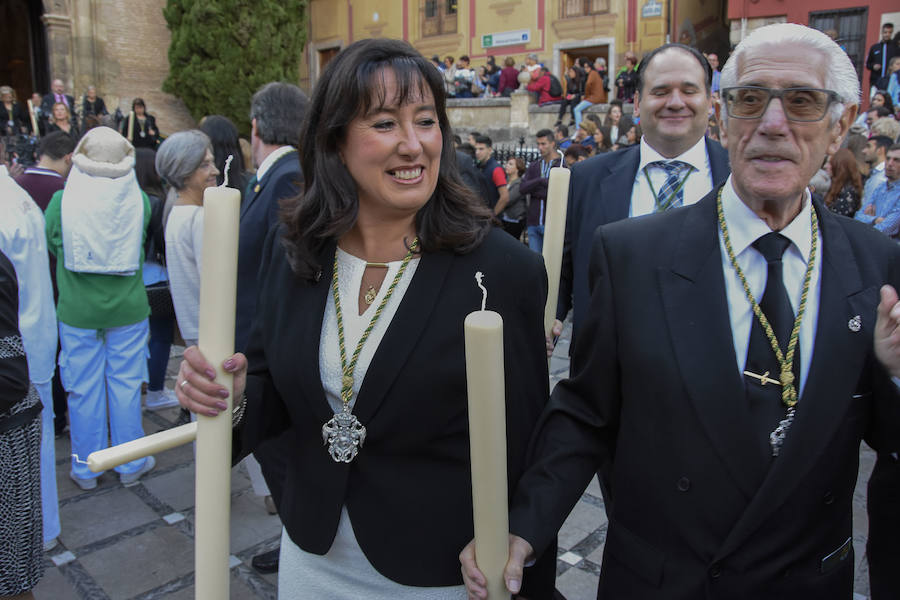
[716,188,818,408]
[332,238,419,409]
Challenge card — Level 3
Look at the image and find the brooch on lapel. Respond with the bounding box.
[848,315,861,332]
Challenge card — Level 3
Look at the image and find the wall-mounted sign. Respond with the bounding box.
[481,29,531,48]
[642,0,663,18]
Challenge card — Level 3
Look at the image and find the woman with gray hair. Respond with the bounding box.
[156,130,218,347]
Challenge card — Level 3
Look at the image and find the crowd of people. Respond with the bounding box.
[1,79,163,166]
[2,20,900,600]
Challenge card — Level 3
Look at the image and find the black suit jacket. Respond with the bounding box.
[235,150,301,352]
[510,190,900,599]
[557,138,730,347]
[40,93,74,118]
[866,40,899,77]
[238,227,556,592]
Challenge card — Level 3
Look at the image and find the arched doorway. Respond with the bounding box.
[0,0,49,102]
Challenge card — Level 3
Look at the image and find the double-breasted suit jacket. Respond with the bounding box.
[237,227,556,593]
[510,190,900,599]
[556,138,730,347]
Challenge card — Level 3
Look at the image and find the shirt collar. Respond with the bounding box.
[873,161,885,173]
[721,174,813,264]
[639,136,708,173]
[0,165,8,178]
[256,145,295,181]
[24,166,63,178]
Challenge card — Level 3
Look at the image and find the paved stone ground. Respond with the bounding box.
[34,323,875,599]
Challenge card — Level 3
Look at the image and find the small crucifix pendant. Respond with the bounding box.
[743,370,781,386]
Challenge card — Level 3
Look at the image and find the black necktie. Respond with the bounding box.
[745,232,799,458]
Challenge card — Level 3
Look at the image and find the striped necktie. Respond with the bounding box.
[648,160,692,211]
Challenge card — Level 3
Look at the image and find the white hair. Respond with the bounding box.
[720,23,859,123]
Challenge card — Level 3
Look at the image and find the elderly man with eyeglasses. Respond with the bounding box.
[462,23,900,599]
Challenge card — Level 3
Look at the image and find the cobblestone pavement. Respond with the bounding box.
[34,324,875,599]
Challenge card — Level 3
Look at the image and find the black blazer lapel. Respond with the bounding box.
[706,137,731,186]
[353,250,453,425]
[292,241,337,425]
[600,145,641,224]
[241,151,296,219]
[659,191,765,498]
[715,204,872,560]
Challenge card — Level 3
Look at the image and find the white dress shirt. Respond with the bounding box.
[718,175,821,396]
[0,165,57,384]
[255,145,295,182]
[630,136,714,217]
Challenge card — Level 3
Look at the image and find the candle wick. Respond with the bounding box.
[70,453,89,466]
[475,271,487,311]
[557,148,567,169]
[221,155,234,188]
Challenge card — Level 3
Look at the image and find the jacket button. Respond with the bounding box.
[677,477,691,492]
[823,491,834,505]
[709,563,722,578]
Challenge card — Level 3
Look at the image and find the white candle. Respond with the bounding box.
[127,110,134,141]
[27,99,39,137]
[195,180,240,599]
[87,422,197,472]
[465,273,510,600]
[541,166,571,337]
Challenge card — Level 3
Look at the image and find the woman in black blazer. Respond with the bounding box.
[0,86,30,136]
[121,98,160,149]
[176,39,555,598]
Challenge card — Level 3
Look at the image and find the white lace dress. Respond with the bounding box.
[277,247,467,599]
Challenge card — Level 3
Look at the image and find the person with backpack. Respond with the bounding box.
[527,66,563,106]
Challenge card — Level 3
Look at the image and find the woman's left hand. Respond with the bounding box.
[175,346,247,417]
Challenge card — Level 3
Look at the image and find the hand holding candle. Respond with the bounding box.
[194,155,240,599]
[465,272,511,600]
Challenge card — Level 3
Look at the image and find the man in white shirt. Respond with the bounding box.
[462,23,900,600]
[555,42,730,355]
[0,140,61,551]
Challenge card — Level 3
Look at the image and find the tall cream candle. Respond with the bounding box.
[541,166,571,337]
[27,99,39,137]
[465,273,510,600]
[195,176,240,600]
[127,110,135,141]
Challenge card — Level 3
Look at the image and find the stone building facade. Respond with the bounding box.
[4,0,194,136]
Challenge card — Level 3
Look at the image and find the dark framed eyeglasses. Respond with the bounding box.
[721,86,842,122]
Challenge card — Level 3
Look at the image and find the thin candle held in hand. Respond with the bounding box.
[465,271,511,600]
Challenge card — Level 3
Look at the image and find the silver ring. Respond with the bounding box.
[180,380,189,390]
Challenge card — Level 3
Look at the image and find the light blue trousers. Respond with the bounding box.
[59,319,150,480]
[573,100,595,128]
[35,379,60,543]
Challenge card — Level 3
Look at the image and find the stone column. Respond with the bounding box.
[509,89,531,129]
[42,11,74,91]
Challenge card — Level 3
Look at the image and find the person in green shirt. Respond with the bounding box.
[44,126,155,490]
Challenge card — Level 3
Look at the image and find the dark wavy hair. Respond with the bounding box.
[199,115,245,190]
[282,38,492,280]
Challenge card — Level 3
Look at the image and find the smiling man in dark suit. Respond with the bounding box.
[555,43,730,361]
[237,81,308,575]
[463,24,900,599]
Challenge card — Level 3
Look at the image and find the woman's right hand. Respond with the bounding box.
[175,346,247,417]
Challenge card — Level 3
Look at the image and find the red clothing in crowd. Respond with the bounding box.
[527,74,562,106]
[498,66,520,95]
